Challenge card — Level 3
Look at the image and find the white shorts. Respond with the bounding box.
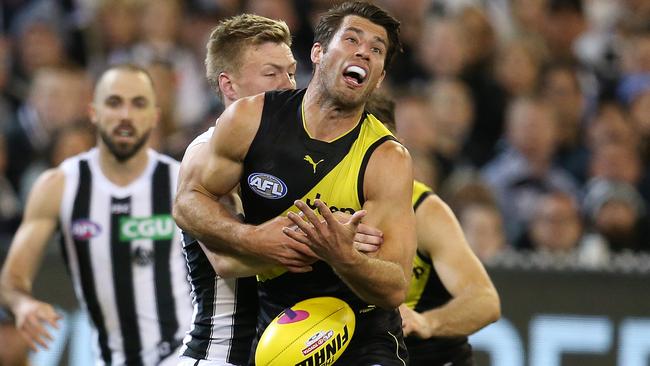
[176,356,239,366]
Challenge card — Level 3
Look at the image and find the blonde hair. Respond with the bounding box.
[205,14,292,99]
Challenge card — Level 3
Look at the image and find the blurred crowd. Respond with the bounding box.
[1,0,650,267]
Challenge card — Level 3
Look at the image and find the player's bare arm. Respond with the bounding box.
[399,195,501,338]
[173,95,318,272]
[286,140,416,309]
[0,169,65,350]
[175,142,270,277]
[179,129,384,277]
[199,241,277,278]
[208,218,384,279]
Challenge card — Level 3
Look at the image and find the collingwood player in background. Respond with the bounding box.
[0,64,192,365]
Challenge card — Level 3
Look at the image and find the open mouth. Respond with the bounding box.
[343,65,367,86]
[114,124,136,138]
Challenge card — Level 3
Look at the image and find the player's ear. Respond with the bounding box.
[153,106,161,127]
[88,102,98,125]
[218,72,237,102]
[311,42,323,65]
[375,70,386,89]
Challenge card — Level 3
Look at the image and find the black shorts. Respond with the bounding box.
[335,307,409,366]
[408,341,474,366]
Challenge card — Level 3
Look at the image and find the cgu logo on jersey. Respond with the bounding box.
[119,215,175,241]
[295,325,349,366]
[71,219,102,240]
[248,173,287,199]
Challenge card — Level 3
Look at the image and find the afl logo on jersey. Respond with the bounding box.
[248,172,287,199]
[71,219,102,240]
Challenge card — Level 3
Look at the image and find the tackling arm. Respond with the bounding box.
[173,95,317,273]
[173,97,258,255]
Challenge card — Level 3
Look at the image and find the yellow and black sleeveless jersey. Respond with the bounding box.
[412,180,433,213]
[405,181,472,365]
[242,89,408,365]
[241,88,393,307]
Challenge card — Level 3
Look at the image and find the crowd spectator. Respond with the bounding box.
[109,0,210,128]
[0,133,21,242]
[4,65,91,190]
[583,178,650,253]
[444,173,508,262]
[0,36,16,127]
[18,121,95,204]
[619,73,650,164]
[482,95,580,244]
[430,77,474,183]
[540,61,591,183]
[542,0,588,63]
[519,191,609,266]
[394,91,437,157]
[494,37,545,98]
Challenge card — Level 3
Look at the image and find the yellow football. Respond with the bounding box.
[255,297,356,366]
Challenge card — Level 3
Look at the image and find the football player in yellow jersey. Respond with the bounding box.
[175,0,414,306]
[175,2,415,364]
[174,13,388,366]
[367,93,501,366]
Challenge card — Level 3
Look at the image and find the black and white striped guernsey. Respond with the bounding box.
[58,148,192,365]
[179,128,258,365]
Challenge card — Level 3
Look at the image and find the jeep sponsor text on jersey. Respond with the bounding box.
[305,193,356,214]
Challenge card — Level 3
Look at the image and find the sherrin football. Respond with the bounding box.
[255,297,356,366]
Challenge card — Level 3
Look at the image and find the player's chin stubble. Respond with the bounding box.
[99,128,151,162]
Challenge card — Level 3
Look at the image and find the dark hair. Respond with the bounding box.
[547,0,583,14]
[314,1,402,70]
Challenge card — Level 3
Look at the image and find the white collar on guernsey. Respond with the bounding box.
[86,147,159,197]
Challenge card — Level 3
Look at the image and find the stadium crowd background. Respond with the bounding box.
[2,0,650,266]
